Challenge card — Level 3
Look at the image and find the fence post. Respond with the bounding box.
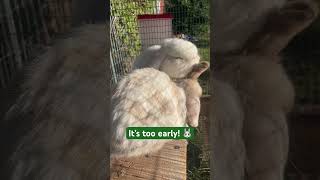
[3,0,23,69]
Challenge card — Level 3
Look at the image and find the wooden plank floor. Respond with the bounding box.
[111,140,188,180]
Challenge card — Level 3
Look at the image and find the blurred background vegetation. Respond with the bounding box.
[111,0,209,61]
[165,0,209,37]
[283,16,320,105]
[111,0,155,57]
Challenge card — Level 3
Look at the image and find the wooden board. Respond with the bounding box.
[111,140,187,180]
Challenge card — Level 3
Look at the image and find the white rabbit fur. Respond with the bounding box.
[211,55,295,180]
[210,0,319,179]
[212,0,286,54]
[131,38,205,128]
[111,62,209,159]
[110,68,187,159]
[132,38,201,78]
[6,24,108,180]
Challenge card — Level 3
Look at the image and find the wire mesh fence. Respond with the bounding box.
[110,0,161,85]
[110,0,211,95]
[0,0,72,89]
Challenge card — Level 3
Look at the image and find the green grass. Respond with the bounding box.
[199,47,210,62]
[187,118,210,180]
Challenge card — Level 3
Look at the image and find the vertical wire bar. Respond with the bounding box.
[35,0,51,44]
[3,0,23,69]
[28,0,42,44]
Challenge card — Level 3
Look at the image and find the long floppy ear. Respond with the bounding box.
[188,61,210,79]
[242,0,319,57]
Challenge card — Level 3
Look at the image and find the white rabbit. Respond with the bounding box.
[211,55,295,180]
[131,38,206,128]
[5,24,108,180]
[210,0,318,179]
[111,62,209,159]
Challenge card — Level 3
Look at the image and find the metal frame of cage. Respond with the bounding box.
[110,0,211,95]
[0,0,72,89]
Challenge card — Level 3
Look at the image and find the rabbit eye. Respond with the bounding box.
[169,56,182,60]
[173,57,183,62]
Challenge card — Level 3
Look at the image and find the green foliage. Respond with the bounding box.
[111,0,210,57]
[187,166,210,180]
[187,128,210,180]
[199,48,209,61]
[165,0,209,36]
[111,0,156,57]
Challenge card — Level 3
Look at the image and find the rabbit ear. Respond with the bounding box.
[242,0,319,56]
[188,61,210,79]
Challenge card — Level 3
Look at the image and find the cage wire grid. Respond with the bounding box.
[0,0,72,89]
[110,0,211,95]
